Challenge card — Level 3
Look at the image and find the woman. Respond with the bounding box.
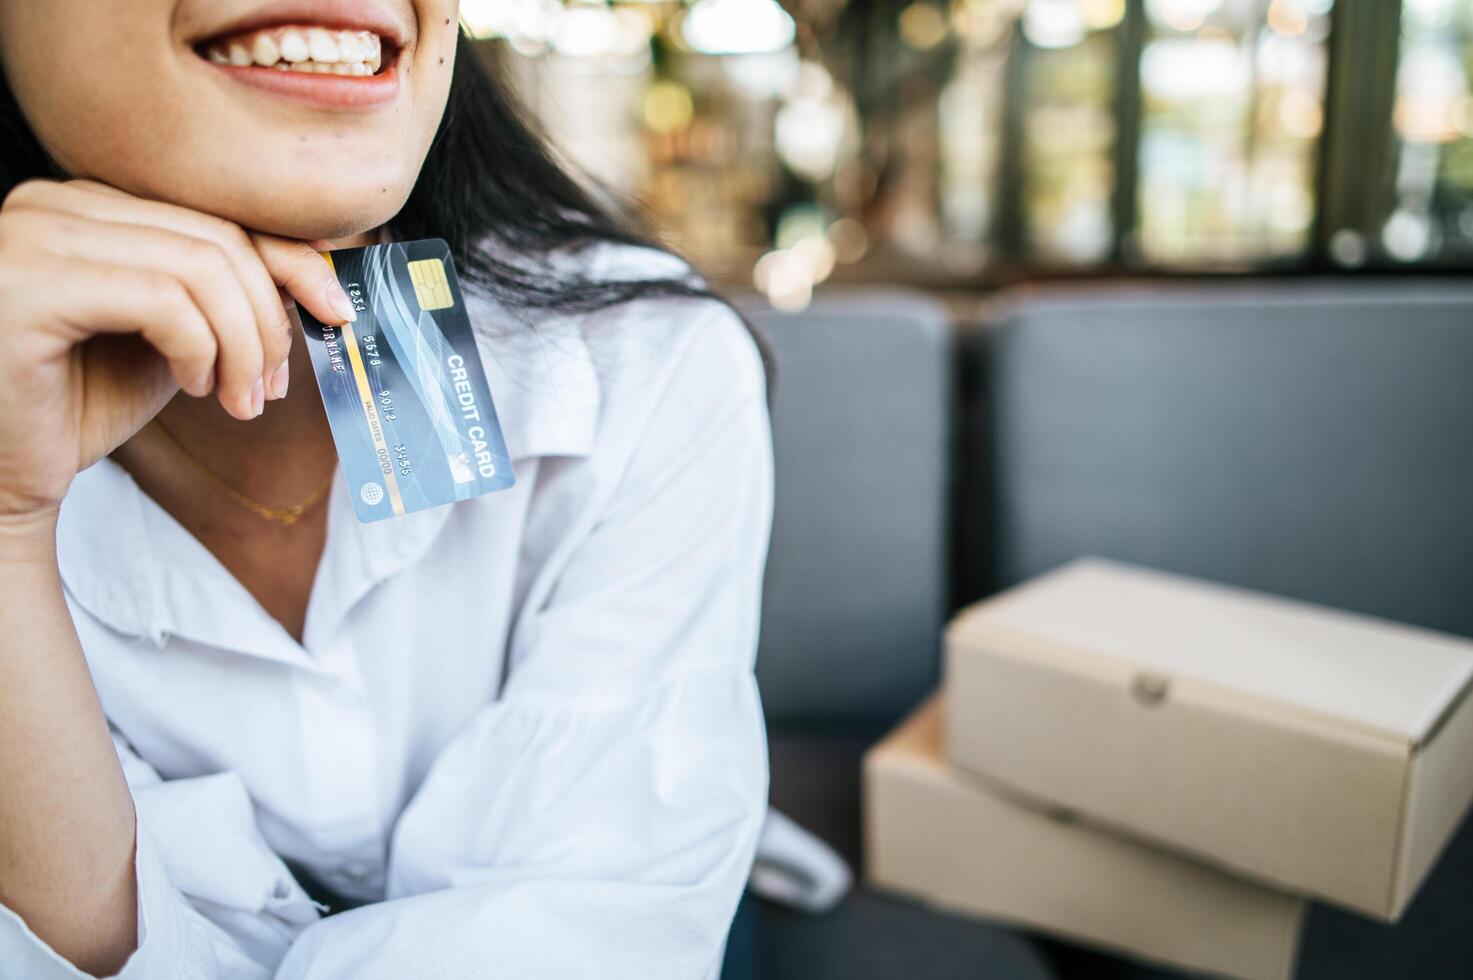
[0,2,774,978]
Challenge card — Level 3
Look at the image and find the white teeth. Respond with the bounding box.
[205,26,386,74]
[279,29,310,62]
[307,28,339,62]
[251,33,280,67]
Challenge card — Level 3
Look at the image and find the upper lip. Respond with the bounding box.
[195,0,412,47]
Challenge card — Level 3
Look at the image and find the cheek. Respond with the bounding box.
[4,25,178,179]
[411,13,460,126]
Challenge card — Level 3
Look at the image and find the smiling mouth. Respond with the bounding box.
[197,25,398,77]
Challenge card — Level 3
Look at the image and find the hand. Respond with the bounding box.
[0,178,356,520]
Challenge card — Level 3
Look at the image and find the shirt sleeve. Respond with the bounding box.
[273,303,775,980]
[0,729,325,980]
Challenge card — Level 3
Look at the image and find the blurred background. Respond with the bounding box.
[456,4,1473,979]
[459,0,1472,307]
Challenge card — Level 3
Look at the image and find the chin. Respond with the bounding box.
[142,163,419,242]
[240,192,409,242]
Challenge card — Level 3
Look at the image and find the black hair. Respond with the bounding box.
[0,34,776,397]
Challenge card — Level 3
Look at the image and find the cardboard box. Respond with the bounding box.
[864,695,1304,980]
[945,558,1473,920]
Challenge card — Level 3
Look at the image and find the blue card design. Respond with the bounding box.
[293,238,516,523]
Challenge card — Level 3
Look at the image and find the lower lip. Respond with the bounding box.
[203,60,400,109]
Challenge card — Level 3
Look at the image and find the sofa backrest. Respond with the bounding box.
[743,291,954,729]
[969,279,1473,640]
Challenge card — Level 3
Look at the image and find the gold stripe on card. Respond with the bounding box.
[340,322,406,517]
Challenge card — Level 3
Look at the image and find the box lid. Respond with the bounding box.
[950,559,1473,745]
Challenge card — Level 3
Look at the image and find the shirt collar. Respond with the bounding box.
[55,294,601,656]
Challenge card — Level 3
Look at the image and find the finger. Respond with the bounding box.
[249,233,358,329]
[22,255,219,401]
[11,180,294,399]
[64,180,353,333]
[61,180,355,332]
[50,180,291,392]
[15,208,267,420]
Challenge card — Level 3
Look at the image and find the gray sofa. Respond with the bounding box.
[741,279,1473,979]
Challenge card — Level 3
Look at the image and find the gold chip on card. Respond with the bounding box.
[408,257,455,311]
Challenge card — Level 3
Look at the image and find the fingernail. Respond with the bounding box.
[250,378,265,417]
[328,282,357,324]
[270,361,290,400]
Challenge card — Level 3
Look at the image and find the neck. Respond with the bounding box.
[122,333,335,524]
[155,337,329,456]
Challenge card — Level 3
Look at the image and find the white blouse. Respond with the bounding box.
[0,245,775,979]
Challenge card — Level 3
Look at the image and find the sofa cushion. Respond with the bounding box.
[743,291,955,728]
[969,279,1473,639]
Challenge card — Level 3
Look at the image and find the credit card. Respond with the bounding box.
[292,238,516,523]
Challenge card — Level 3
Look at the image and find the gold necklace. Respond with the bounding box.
[149,418,336,527]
